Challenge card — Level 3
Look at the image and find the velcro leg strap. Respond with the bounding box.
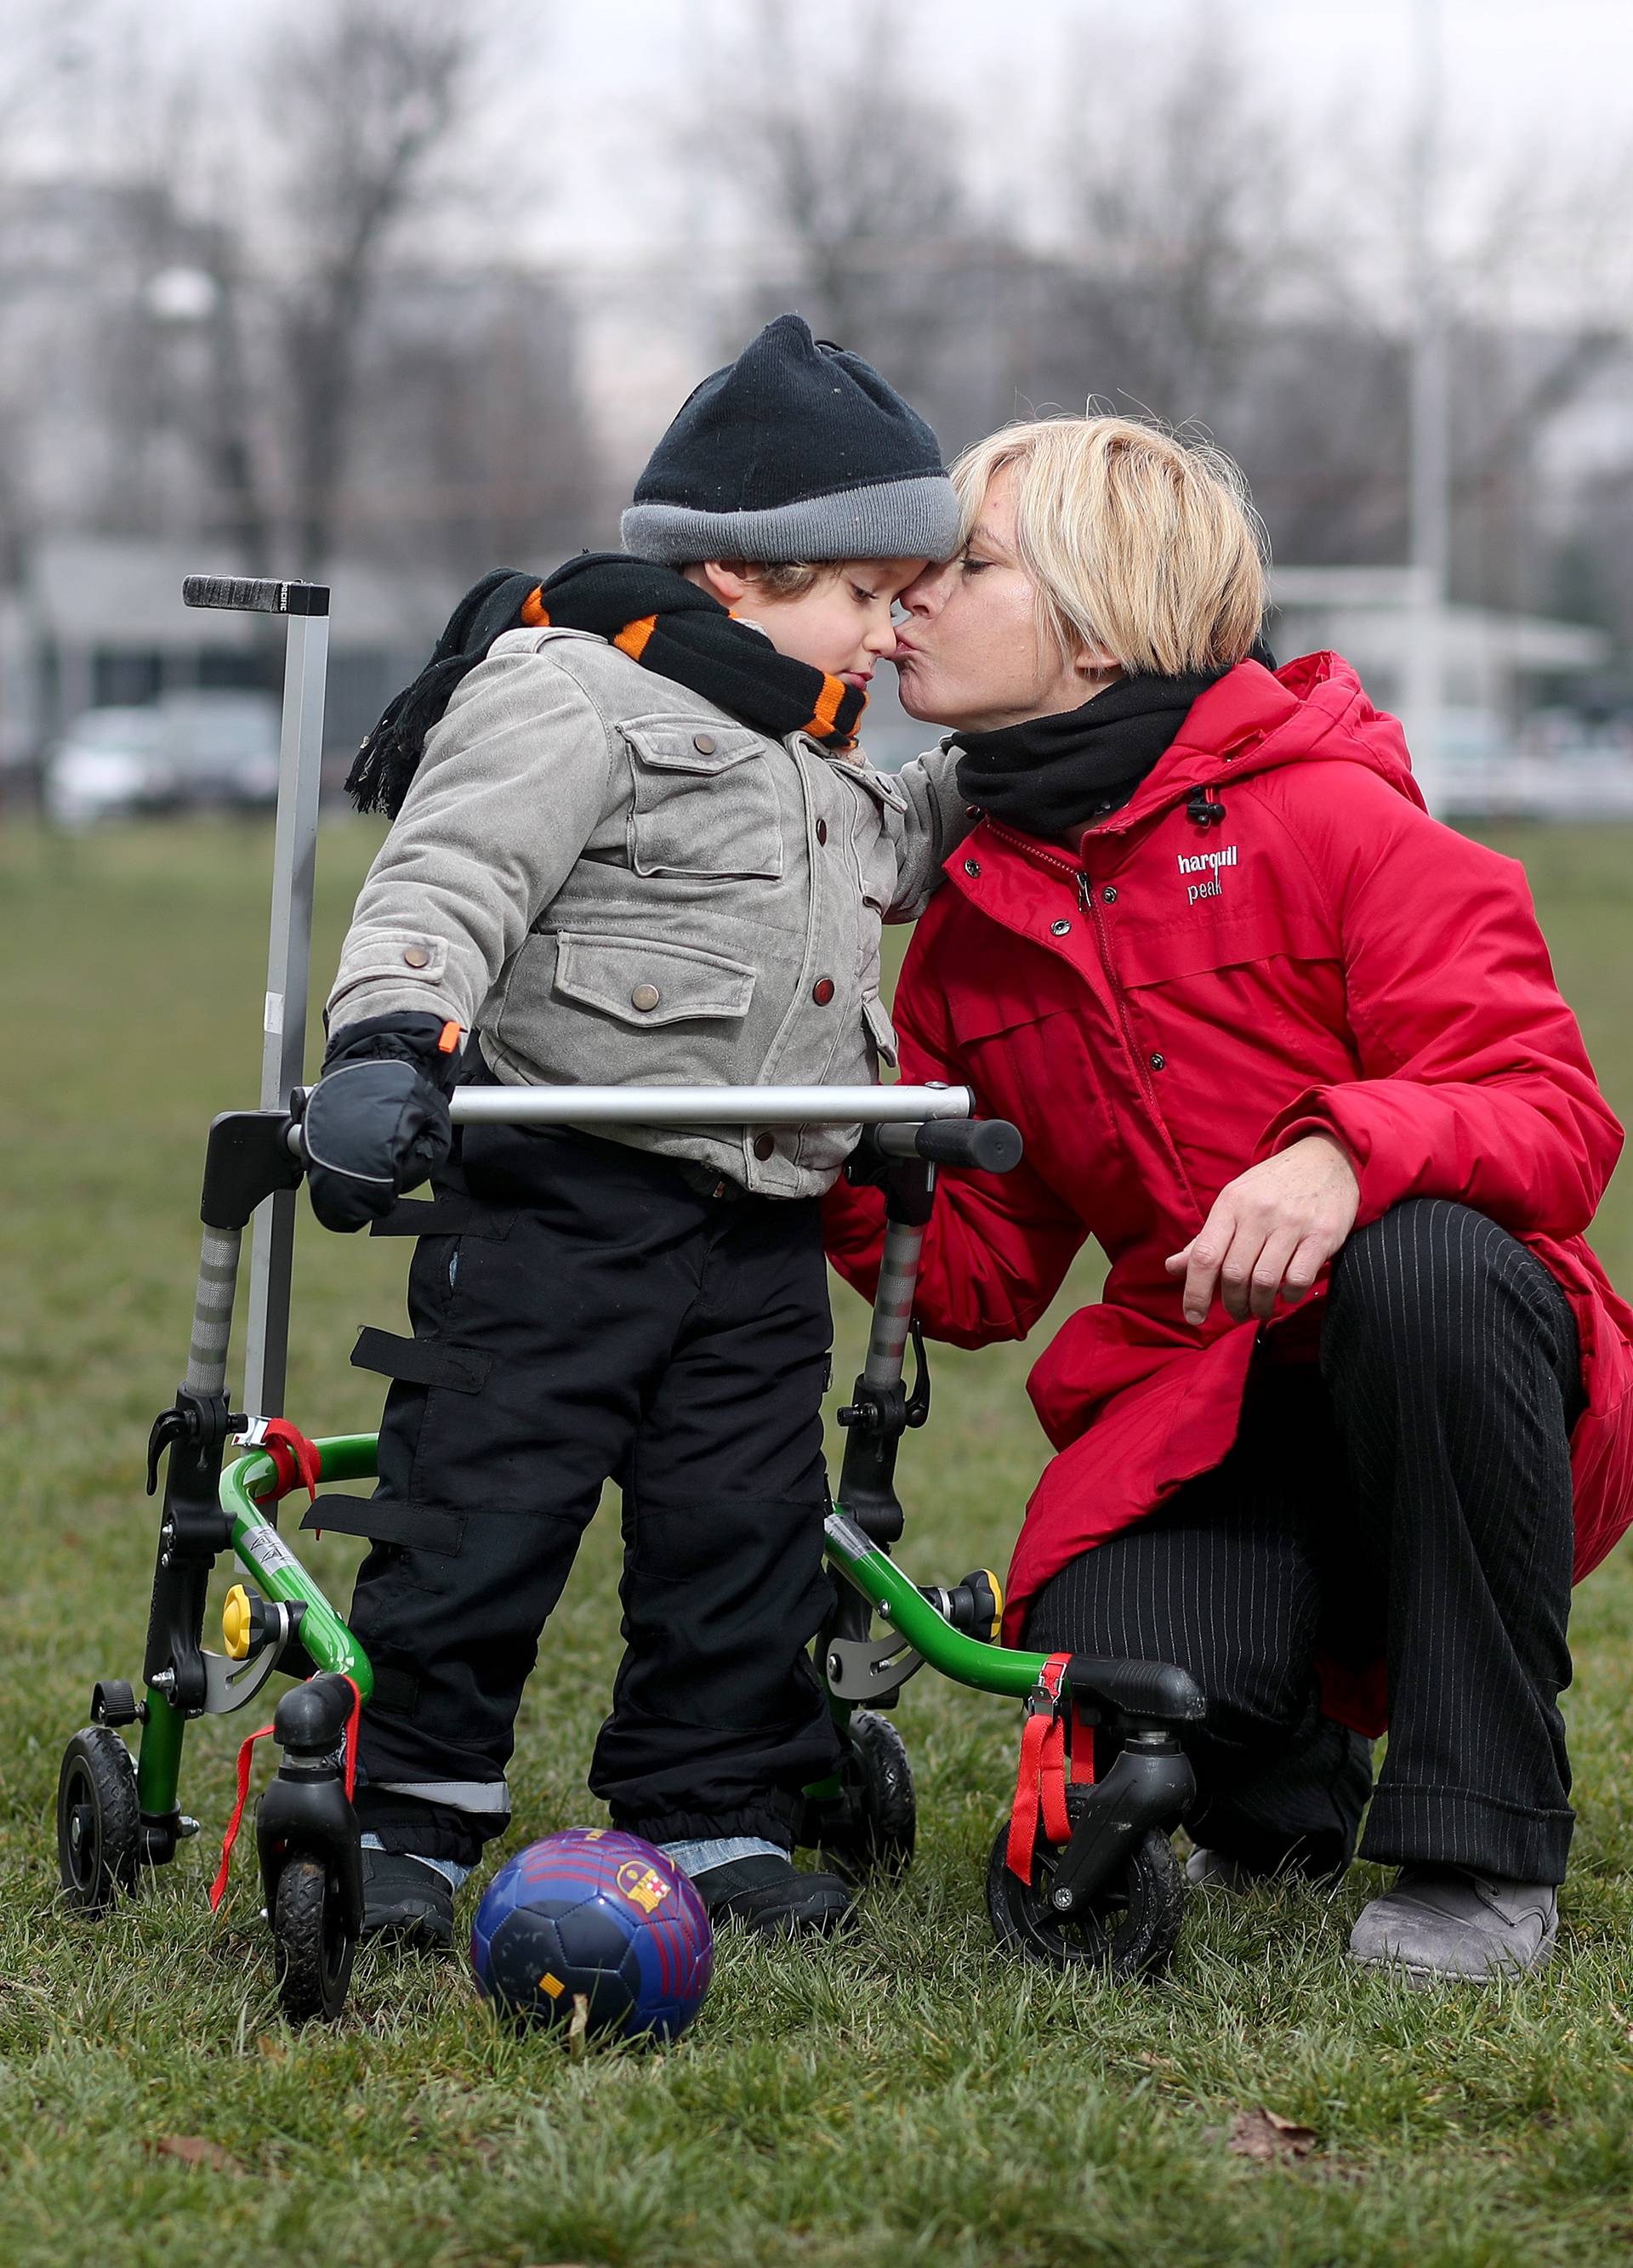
[1006,1651,1074,1884]
[350,1327,490,1394]
[1070,1704,1096,1787]
[260,1418,322,1505]
[342,1675,361,1801]
[297,1496,464,1557]
[208,1719,274,1913]
[208,1677,362,1913]
[368,1192,511,1239]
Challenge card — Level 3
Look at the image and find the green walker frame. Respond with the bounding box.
[56,573,1205,2026]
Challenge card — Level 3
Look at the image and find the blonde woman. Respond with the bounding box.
[827,414,1633,1981]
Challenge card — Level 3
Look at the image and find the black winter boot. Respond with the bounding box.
[691,1853,856,1937]
[360,1849,456,1949]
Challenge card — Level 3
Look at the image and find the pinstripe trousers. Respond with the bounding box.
[1027,1200,1584,1884]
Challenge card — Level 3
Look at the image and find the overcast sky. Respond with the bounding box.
[527,0,1633,260]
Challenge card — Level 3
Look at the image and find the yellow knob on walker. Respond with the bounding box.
[979,1569,1004,1645]
[222,1583,253,1661]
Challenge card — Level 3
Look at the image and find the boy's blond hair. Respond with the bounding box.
[951,415,1268,677]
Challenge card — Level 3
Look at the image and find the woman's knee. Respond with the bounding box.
[1022,1532,1317,1738]
[1329,1200,1518,1360]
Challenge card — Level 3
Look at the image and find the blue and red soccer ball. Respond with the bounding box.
[470,1827,713,2043]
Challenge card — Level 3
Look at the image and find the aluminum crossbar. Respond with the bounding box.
[447,1083,974,1128]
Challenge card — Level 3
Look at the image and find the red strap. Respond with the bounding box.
[1006,1652,1075,1883]
[259,1418,321,1506]
[1070,1704,1096,1787]
[341,1675,362,1801]
[207,1676,363,1913]
[208,1719,274,1912]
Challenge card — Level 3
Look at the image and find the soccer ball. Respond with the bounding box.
[470,1827,713,2043]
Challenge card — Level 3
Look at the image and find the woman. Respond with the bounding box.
[826,414,1633,1981]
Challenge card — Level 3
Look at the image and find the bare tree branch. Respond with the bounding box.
[265,0,489,570]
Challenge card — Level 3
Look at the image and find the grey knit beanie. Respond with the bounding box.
[620,314,960,566]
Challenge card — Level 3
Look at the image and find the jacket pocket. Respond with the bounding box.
[552,930,757,1027]
[620,715,784,881]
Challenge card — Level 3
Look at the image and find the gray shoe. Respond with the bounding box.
[1186,1847,1261,1890]
[1349,1867,1558,1981]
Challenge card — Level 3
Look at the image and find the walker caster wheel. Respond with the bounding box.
[811,1709,916,1883]
[57,1727,141,1914]
[987,1809,1184,1981]
[271,1854,356,2025]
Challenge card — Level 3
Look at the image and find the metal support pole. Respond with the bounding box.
[1405,0,1449,815]
[182,577,330,1418]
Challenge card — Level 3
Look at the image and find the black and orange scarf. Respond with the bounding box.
[345,554,867,819]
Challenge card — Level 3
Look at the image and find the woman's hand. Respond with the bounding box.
[1164,1134,1361,1325]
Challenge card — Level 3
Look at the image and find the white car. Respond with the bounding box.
[45,693,282,825]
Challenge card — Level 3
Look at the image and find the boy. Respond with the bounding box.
[301,315,965,1943]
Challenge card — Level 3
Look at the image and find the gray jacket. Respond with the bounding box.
[327,625,970,1197]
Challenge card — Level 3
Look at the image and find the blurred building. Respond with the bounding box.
[3,536,452,784]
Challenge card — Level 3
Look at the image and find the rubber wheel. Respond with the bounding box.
[814,1709,916,1883]
[987,1811,1185,1980]
[57,1727,140,1914]
[271,1856,356,2025]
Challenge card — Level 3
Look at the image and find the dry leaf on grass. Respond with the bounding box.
[1225,2106,1319,2163]
[567,1992,589,2047]
[147,2135,245,2175]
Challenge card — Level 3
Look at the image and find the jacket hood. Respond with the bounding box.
[1095,652,1426,837]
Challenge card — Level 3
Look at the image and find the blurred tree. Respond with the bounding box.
[703,0,993,397]
[0,0,597,583]
[267,0,482,572]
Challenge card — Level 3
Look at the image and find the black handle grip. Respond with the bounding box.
[182,575,330,617]
[885,1117,1022,1173]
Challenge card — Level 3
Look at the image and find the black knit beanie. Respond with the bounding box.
[620,313,960,567]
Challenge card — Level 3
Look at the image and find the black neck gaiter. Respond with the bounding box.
[346,554,868,820]
[952,669,1227,839]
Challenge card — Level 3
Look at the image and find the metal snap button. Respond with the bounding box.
[964,857,981,877]
[401,946,430,968]
[630,982,661,1012]
[1149,1052,1166,1071]
[692,732,717,755]
[1050,918,1071,936]
[753,1132,776,1160]
[812,977,835,1004]
[816,818,828,845]
[1101,885,1118,904]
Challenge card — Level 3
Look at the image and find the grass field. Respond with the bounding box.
[5,816,1633,2267]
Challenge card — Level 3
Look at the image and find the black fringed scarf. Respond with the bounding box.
[345,554,868,819]
[952,669,1229,838]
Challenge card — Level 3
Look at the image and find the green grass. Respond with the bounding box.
[3,816,1633,2266]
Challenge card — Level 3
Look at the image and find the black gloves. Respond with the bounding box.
[303,1012,458,1233]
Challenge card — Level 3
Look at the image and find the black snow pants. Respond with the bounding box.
[1027,1200,1585,1884]
[338,1115,839,1867]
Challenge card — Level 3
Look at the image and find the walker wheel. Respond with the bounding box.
[811,1709,917,1882]
[271,1854,356,2025]
[986,1806,1184,1980]
[57,1726,141,1913]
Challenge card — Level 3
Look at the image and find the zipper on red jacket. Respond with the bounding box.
[1079,867,1206,1219]
[977,817,1199,1210]
[1078,870,1163,1119]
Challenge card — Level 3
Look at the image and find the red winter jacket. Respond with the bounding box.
[826,656,1633,1731]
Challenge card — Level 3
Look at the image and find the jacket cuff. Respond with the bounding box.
[1255,1091,1380,1220]
[327,981,464,1036]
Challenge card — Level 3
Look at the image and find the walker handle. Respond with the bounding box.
[871,1117,1022,1173]
[182,575,330,617]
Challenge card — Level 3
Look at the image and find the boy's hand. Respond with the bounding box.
[304,1013,458,1233]
[1164,1133,1361,1325]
